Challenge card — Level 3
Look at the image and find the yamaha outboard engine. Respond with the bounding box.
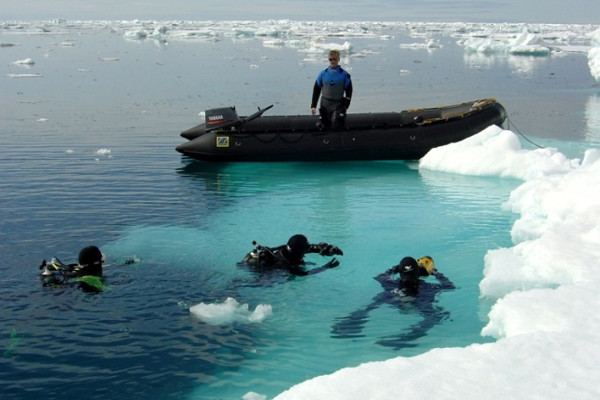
[205,106,239,131]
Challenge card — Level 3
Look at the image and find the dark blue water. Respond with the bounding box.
[1,21,597,400]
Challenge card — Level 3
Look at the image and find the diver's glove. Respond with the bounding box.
[325,258,340,268]
[386,265,401,275]
[316,243,343,256]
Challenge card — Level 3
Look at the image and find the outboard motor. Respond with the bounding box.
[205,106,239,131]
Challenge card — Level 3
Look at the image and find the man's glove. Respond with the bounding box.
[342,97,351,109]
[317,243,343,256]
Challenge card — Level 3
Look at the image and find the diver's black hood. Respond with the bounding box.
[398,256,420,290]
[282,234,309,264]
[78,246,103,267]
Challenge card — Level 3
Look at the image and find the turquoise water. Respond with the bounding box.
[1,155,519,399]
[1,21,596,400]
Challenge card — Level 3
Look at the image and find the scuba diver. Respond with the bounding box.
[39,245,137,292]
[331,256,455,350]
[240,234,343,276]
[310,49,353,130]
[40,245,105,291]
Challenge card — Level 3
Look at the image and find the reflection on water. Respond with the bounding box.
[506,53,549,76]
[463,51,550,76]
[585,93,600,145]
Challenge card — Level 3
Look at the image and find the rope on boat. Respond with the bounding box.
[505,114,545,149]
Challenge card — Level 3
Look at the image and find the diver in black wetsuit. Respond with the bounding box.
[39,245,105,291]
[40,246,104,279]
[39,246,137,292]
[240,234,343,276]
[331,256,455,349]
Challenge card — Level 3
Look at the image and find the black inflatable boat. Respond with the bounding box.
[176,98,506,162]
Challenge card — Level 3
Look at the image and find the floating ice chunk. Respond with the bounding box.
[250,64,260,69]
[400,39,441,49]
[460,28,551,56]
[124,29,148,40]
[325,40,352,52]
[460,37,508,54]
[306,40,352,54]
[125,25,168,42]
[242,392,267,400]
[12,58,35,65]
[189,297,273,325]
[36,118,48,122]
[150,25,168,35]
[170,29,218,41]
[426,39,441,48]
[95,148,111,157]
[99,57,119,62]
[255,26,282,37]
[480,40,509,53]
[508,30,551,55]
[264,39,287,47]
[6,73,43,78]
[262,39,286,47]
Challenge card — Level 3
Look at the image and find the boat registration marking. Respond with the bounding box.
[216,136,230,148]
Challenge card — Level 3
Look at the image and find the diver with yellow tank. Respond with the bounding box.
[331,255,455,349]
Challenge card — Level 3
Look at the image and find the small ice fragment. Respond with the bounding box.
[95,148,111,157]
[13,58,35,65]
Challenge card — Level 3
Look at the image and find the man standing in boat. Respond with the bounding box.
[311,49,353,130]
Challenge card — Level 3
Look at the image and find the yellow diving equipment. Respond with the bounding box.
[417,256,435,276]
